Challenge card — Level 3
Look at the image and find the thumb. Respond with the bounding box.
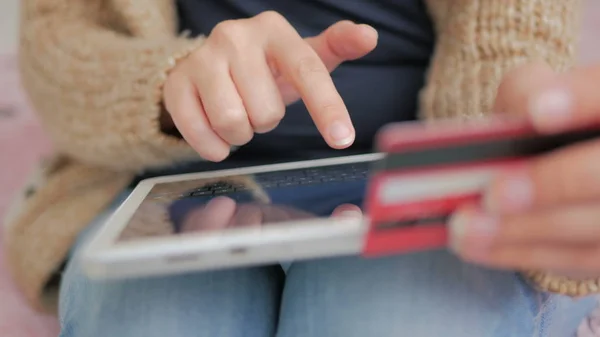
[305,21,378,71]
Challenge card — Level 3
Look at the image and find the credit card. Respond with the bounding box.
[363,118,600,257]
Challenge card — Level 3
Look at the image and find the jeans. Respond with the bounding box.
[59,191,596,337]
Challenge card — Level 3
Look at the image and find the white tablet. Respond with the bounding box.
[81,153,383,280]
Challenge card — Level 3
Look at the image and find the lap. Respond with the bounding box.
[60,248,595,337]
[280,253,596,337]
[59,192,596,337]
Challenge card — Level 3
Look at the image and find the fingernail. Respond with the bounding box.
[328,121,354,147]
[484,170,533,213]
[448,209,498,254]
[358,24,378,40]
[529,87,572,129]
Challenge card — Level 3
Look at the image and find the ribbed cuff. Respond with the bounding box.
[523,270,600,297]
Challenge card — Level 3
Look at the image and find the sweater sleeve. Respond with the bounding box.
[421,0,598,297]
[19,0,205,171]
[420,0,581,120]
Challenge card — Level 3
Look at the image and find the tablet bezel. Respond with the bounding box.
[81,153,383,280]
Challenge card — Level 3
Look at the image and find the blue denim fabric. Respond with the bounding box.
[59,191,596,337]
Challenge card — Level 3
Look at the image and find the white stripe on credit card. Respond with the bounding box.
[378,164,508,205]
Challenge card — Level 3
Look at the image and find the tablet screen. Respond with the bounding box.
[115,161,370,243]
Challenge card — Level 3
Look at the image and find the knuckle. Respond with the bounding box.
[212,20,238,35]
[251,113,283,132]
[211,20,246,46]
[211,109,248,132]
[295,56,327,81]
[255,11,287,27]
[252,102,285,129]
[242,92,285,133]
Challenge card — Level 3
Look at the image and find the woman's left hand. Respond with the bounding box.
[450,61,600,277]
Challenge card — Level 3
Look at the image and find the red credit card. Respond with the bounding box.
[363,118,600,257]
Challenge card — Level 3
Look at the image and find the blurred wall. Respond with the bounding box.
[0,0,18,55]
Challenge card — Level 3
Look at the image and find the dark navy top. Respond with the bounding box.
[136,0,434,180]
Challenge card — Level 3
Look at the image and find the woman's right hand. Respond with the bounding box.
[162,11,378,162]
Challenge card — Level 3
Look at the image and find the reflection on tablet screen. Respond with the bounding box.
[116,162,369,243]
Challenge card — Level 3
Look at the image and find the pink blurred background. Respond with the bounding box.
[0,2,599,336]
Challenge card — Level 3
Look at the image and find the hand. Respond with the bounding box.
[162,12,378,161]
[449,62,600,277]
[179,196,362,233]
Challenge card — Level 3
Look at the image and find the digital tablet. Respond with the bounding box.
[81,153,383,280]
[81,117,600,280]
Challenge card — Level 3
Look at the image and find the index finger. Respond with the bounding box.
[266,26,355,148]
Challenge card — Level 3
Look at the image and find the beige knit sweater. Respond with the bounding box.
[5,0,586,314]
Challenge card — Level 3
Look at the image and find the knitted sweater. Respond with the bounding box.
[5,0,585,313]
